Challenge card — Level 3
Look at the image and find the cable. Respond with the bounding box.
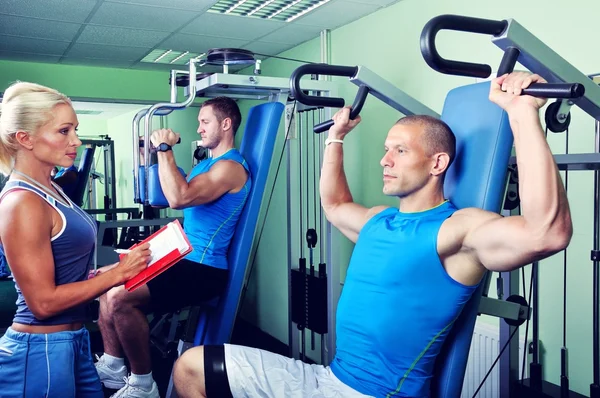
[520,263,534,382]
[238,101,296,313]
[563,127,569,349]
[511,155,534,385]
[305,111,310,229]
[299,108,304,257]
[561,128,570,396]
[318,109,324,263]
[472,326,520,398]
[312,110,317,229]
[252,52,313,65]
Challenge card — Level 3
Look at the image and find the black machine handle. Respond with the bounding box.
[420,14,508,78]
[313,85,370,134]
[290,63,358,107]
[421,14,586,100]
[290,63,371,134]
[522,83,584,99]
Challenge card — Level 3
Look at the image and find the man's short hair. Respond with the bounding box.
[201,97,242,135]
[395,115,456,168]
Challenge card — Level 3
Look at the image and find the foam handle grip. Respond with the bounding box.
[314,119,334,134]
[522,83,585,99]
[312,85,370,134]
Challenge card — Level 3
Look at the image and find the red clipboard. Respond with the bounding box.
[121,219,193,292]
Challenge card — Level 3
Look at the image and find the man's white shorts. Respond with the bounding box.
[224,344,373,398]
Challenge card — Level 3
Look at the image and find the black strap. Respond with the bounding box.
[203,345,234,398]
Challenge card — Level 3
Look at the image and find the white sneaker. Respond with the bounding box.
[110,376,160,398]
[95,354,128,390]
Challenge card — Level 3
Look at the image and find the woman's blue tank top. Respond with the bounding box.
[0,180,97,325]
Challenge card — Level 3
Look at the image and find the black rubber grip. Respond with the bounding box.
[290,63,358,107]
[522,83,585,99]
[313,85,370,134]
[420,14,508,78]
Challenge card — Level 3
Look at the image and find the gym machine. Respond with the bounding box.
[419,14,600,398]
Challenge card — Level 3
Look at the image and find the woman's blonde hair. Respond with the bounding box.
[0,82,71,175]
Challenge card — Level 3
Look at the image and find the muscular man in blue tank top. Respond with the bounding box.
[172,73,573,397]
[95,97,250,397]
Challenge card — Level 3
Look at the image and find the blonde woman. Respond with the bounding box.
[0,81,150,397]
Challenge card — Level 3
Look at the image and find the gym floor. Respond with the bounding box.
[87,316,288,397]
[0,278,289,397]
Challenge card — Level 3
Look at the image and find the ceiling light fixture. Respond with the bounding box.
[286,0,331,22]
[225,0,250,14]
[141,49,204,65]
[170,51,190,64]
[247,0,277,16]
[267,0,303,19]
[209,0,327,21]
[154,49,172,63]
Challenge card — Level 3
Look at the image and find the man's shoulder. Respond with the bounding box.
[451,207,501,223]
[441,207,502,242]
[212,158,248,177]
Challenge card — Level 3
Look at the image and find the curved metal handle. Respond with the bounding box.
[132,107,173,203]
[290,63,358,107]
[522,83,585,99]
[314,85,370,134]
[135,59,199,205]
[420,14,508,78]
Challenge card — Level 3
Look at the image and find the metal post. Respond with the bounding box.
[592,119,600,398]
[287,102,299,360]
[109,141,117,210]
[319,27,338,366]
[170,70,178,103]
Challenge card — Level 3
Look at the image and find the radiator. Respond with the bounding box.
[460,322,528,398]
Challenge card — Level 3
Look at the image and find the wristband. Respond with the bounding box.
[325,138,344,146]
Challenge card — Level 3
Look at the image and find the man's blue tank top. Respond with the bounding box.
[0,180,97,325]
[183,149,251,270]
[331,201,479,397]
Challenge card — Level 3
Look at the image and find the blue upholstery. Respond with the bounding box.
[431,82,514,397]
[70,146,95,207]
[137,165,186,207]
[54,165,78,197]
[192,101,285,346]
[146,165,186,207]
[137,165,147,204]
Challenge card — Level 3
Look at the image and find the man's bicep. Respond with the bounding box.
[184,161,245,206]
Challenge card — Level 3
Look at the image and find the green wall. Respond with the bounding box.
[0,60,171,103]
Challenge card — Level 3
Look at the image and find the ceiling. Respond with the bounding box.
[0,0,401,72]
[71,100,146,118]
